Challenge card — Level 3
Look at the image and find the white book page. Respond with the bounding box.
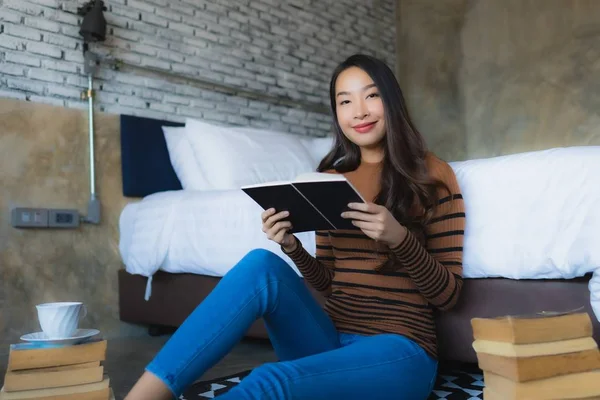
[241,180,291,189]
[293,172,347,183]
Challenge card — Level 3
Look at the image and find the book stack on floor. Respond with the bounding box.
[471,311,600,399]
[0,338,114,400]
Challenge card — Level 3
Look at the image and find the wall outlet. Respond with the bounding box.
[48,209,80,228]
[11,208,49,228]
[11,208,80,229]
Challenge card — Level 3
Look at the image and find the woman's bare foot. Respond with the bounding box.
[124,371,174,400]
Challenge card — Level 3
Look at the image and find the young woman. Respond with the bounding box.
[125,54,466,400]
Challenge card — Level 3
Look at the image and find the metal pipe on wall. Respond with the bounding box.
[81,51,101,224]
[87,73,95,199]
[107,58,331,116]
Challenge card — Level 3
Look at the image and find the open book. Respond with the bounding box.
[241,172,366,233]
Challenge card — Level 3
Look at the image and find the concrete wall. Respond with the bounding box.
[396,0,600,161]
[0,98,129,344]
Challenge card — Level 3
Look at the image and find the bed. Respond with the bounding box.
[117,114,600,363]
[117,114,324,337]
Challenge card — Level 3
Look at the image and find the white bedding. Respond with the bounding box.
[119,189,316,279]
[119,146,600,321]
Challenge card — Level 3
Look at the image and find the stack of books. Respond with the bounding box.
[0,338,114,399]
[471,310,600,399]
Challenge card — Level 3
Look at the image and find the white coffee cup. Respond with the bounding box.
[36,302,87,339]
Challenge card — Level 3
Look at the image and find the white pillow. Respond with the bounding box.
[231,126,334,166]
[182,118,317,190]
[162,125,211,190]
[300,136,334,165]
[449,146,600,281]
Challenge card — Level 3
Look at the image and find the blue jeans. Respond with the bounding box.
[146,249,438,399]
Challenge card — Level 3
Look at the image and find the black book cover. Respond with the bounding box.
[241,173,365,233]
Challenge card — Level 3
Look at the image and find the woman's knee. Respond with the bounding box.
[232,248,292,277]
[241,362,290,396]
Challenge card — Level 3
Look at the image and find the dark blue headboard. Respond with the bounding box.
[120,114,184,197]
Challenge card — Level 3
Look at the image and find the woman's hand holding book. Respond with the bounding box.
[261,208,297,252]
[341,202,408,248]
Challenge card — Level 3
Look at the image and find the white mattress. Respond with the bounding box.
[119,189,316,279]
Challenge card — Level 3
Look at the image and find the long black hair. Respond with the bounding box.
[318,54,449,270]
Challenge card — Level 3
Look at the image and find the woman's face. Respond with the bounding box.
[334,66,386,150]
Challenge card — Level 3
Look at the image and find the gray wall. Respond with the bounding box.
[396,0,600,161]
[0,0,396,136]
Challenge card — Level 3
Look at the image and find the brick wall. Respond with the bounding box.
[0,0,396,136]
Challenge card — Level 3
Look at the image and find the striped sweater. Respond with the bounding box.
[283,153,465,359]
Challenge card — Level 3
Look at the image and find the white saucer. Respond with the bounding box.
[20,329,100,345]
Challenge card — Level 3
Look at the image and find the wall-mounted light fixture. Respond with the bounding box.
[10,1,109,229]
[77,0,107,225]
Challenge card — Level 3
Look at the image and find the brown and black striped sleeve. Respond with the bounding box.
[390,160,465,310]
[282,231,335,293]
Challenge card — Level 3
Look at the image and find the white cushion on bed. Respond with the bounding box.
[451,146,600,280]
[232,126,335,167]
[164,118,323,190]
[163,118,333,190]
[162,125,211,190]
[301,136,334,165]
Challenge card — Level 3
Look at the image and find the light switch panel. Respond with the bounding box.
[11,208,49,228]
